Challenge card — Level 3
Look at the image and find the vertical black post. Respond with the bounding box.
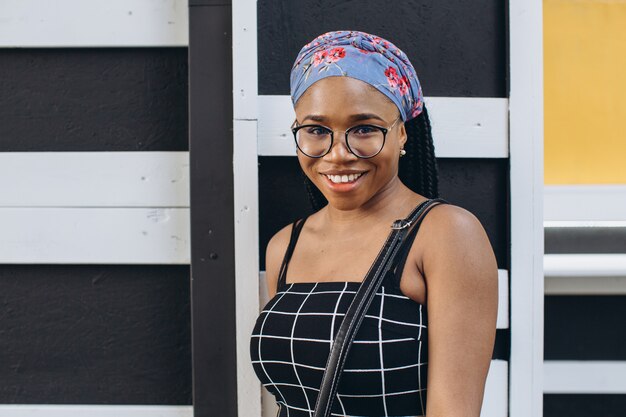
[188,1,237,417]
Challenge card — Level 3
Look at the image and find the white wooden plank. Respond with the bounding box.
[544,254,626,277]
[0,208,189,264]
[259,360,509,417]
[508,1,545,417]
[234,120,262,417]
[497,270,509,329]
[259,269,509,329]
[481,360,509,417]
[0,405,192,417]
[257,96,509,158]
[0,0,188,47]
[0,152,189,207]
[544,361,626,394]
[233,0,258,121]
[544,184,626,221]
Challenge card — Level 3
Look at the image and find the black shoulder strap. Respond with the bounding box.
[276,216,309,291]
[313,197,449,417]
[388,198,449,289]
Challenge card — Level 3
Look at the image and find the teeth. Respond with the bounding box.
[325,172,363,184]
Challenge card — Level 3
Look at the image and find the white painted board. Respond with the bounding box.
[0,207,189,264]
[0,152,189,207]
[0,0,188,47]
[258,96,509,158]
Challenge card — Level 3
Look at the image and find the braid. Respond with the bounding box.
[303,173,327,211]
[399,105,439,198]
[303,104,439,210]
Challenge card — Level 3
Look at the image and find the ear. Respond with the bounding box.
[398,122,408,149]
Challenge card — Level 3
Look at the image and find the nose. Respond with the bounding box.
[323,132,358,162]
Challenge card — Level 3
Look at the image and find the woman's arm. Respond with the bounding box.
[422,204,499,417]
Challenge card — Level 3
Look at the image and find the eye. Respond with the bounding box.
[351,125,378,136]
[305,126,330,136]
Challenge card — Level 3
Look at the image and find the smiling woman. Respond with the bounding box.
[249,30,498,417]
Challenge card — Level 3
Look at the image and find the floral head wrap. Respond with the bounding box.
[290,30,424,121]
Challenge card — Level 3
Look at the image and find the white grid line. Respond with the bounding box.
[288,282,317,416]
[378,286,389,416]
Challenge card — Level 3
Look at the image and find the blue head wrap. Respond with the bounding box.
[290,30,424,121]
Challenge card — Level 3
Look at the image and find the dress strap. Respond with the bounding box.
[276,216,310,291]
[384,198,449,291]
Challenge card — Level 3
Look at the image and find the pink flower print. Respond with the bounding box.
[313,50,328,66]
[325,47,346,63]
[385,67,400,88]
[397,76,410,96]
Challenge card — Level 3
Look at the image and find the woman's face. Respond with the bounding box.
[294,76,407,211]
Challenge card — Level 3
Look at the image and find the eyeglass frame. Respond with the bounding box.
[290,114,402,159]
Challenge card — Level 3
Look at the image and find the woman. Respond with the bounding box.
[251,30,498,417]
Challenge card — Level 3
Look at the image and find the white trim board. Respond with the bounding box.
[0,152,189,208]
[261,359,508,417]
[544,361,626,394]
[0,207,189,264]
[232,2,262,417]
[508,1,545,417]
[258,95,509,158]
[0,0,188,47]
[544,254,626,278]
[0,405,192,417]
[544,184,626,221]
[258,270,510,329]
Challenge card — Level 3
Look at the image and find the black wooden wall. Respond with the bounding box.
[0,49,192,404]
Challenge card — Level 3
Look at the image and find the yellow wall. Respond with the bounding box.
[544,0,626,184]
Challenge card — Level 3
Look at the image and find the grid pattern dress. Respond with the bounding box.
[251,203,441,417]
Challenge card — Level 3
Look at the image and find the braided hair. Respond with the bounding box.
[303,105,439,212]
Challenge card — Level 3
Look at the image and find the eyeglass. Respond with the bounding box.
[291,114,402,159]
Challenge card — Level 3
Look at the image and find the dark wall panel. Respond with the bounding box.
[258,0,507,97]
[544,394,626,417]
[0,48,188,151]
[0,265,191,404]
[258,157,508,271]
[545,295,626,360]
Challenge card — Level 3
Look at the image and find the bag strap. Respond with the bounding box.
[313,197,448,417]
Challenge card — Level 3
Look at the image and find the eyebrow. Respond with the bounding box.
[301,113,386,124]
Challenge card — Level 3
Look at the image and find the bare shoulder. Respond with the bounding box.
[265,222,296,298]
[419,202,497,283]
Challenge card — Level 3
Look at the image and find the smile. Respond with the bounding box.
[324,172,364,184]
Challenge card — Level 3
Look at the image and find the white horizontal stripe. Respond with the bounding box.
[544,220,626,228]
[544,361,626,394]
[252,359,423,373]
[0,207,189,264]
[0,405,191,417]
[263,360,507,417]
[259,310,425,328]
[258,95,509,158]
[250,334,415,344]
[0,152,189,208]
[0,0,188,47]
[545,275,626,295]
[261,270,510,329]
[544,254,626,277]
[544,184,626,221]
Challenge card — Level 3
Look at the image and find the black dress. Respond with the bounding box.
[250,200,443,417]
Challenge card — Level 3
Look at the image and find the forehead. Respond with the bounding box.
[294,76,398,118]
